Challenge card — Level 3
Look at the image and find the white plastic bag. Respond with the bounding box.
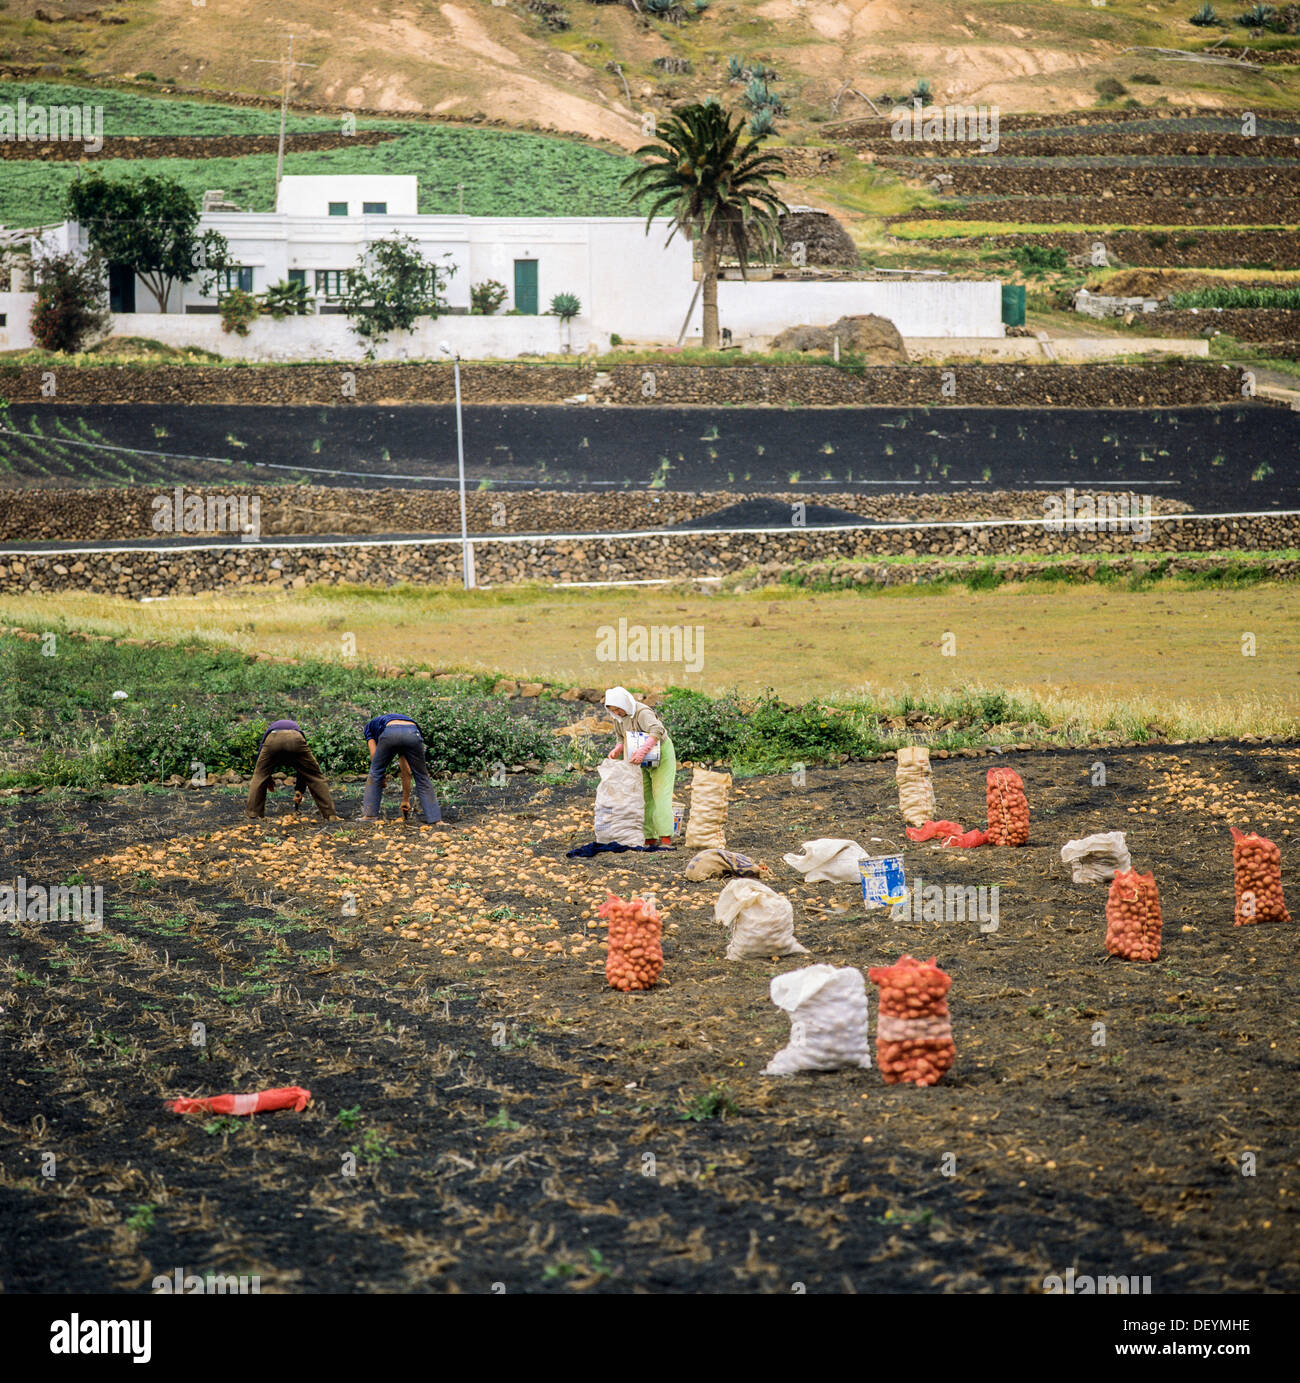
[715,878,807,960]
[595,759,645,847]
[625,730,661,767]
[764,965,872,1075]
[783,838,869,884]
[896,746,936,827]
[1061,831,1131,884]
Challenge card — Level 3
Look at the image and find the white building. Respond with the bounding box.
[0,174,1004,358]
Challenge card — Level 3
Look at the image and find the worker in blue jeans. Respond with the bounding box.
[361,713,443,824]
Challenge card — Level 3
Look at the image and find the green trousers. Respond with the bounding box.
[642,736,677,839]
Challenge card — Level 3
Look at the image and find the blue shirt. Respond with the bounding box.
[364,714,423,744]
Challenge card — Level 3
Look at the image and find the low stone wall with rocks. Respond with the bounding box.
[4,512,1295,597]
[0,486,1192,543]
[0,361,1250,407]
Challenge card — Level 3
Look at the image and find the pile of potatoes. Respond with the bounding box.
[601,892,664,992]
[985,767,1030,846]
[1105,869,1163,962]
[867,954,956,1087]
[1231,828,1291,926]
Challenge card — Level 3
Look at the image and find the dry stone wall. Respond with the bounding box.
[3,512,1294,598]
[0,361,1249,407]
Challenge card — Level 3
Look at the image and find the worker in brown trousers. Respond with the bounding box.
[246,718,342,820]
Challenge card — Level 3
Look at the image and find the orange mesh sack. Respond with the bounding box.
[985,767,1029,846]
[867,954,955,1087]
[1231,827,1291,927]
[1105,869,1162,962]
[601,892,663,992]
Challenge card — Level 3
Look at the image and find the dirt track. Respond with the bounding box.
[2,742,1297,1292]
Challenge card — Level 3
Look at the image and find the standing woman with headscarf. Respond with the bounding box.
[604,686,677,849]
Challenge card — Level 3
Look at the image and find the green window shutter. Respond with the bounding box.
[328,201,348,217]
[288,269,306,286]
[513,259,538,315]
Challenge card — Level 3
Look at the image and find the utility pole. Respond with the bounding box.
[251,35,318,208]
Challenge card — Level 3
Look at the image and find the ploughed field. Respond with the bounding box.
[2,743,1297,1292]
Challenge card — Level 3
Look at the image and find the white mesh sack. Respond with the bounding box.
[1061,831,1131,884]
[896,746,937,827]
[594,759,645,847]
[783,838,870,884]
[764,965,872,1075]
[715,878,808,961]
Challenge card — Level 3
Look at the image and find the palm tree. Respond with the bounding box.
[622,102,786,350]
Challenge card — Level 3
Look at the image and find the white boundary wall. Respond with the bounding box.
[98,311,603,362]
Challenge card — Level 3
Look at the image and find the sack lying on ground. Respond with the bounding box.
[1061,831,1131,884]
[896,746,937,828]
[985,767,1030,846]
[684,766,730,850]
[1231,827,1291,926]
[167,1086,312,1115]
[868,954,955,1087]
[764,965,872,1075]
[1105,869,1162,962]
[715,878,807,960]
[907,819,989,849]
[685,848,766,881]
[783,838,869,883]
[595,759,645,847]
[601,892,664,992]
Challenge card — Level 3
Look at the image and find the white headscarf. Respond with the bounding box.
[604,686,635,716]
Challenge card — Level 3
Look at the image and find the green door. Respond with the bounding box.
[513,259,538,315]
[1001,284,1026,327]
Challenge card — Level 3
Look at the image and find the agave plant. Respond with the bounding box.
[743,75,773,110]
[1188,2,1218,23]
[909,77,933,103]
[1236,2,1275,25]
[748,106,777,138]
[726,53,746,82]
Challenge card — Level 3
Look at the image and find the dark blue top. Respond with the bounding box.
[364,714,423,744]
[257,719,303,755]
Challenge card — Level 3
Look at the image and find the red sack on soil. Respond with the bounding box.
[985,767,1029,846]
[600,892,663,992]
[1104,870,1162,962]
[167,1086,312,1116]
[906,820,990,848]
[867,954,956,1087]
[1230,827,1291,926]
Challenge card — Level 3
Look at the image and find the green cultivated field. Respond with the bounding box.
[0,82,640,224]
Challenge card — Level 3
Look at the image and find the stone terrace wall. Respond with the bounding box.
[3,512,1295,597]
[0,486,1193,544]
[0,362,1249,408]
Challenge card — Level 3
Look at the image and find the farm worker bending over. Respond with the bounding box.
[361,713,442,824]
[604,685,677,849]
[246,718,341,820]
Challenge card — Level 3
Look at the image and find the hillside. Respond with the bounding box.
[2,0,1298,150]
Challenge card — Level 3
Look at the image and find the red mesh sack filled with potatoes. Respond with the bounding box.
[601,892,663,992]
[985,767,1029,846]
[867,954,955,1087]
[1230,827,1291,927]
[1105,869,1162,962]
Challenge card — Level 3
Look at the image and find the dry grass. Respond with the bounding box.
[4,581,1297,734]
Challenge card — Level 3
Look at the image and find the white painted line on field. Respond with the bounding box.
[3,509,1295,559]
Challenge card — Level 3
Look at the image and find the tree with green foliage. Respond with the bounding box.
[64,170,230,312]
[341,233,456,353]
[29,248,112,353]
[622,102,785,350]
